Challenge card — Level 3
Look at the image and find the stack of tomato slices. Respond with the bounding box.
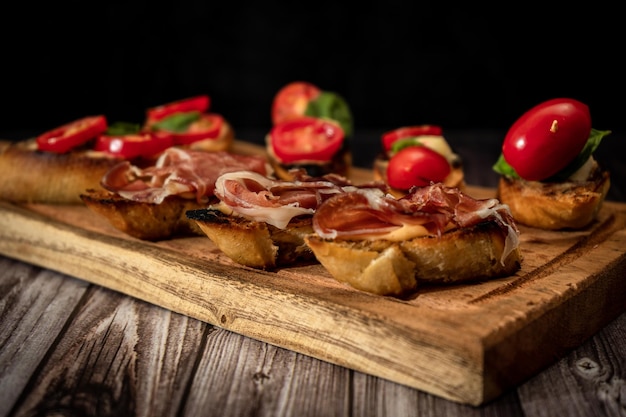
[268,81,352,164]
[36,95,224,159]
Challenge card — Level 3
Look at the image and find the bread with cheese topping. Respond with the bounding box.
[305,221,522,296]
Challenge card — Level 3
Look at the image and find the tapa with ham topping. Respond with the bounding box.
[186,169,388,269]
[305,183,523,296]
[80,148,271,241]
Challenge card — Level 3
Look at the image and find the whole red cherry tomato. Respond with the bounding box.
[502,98,592,181]
[36,115,108,153]
[382,125,443,152]
[95,131,174,159]
[146,95,210,125]
[271,81,322,125]
[269,117,344,163]
[386,146,451,190]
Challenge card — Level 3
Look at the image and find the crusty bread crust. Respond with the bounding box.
[81,190,207,240]
[497,170,610,230]
[0,139,122,204]
[186,209,315,269]
[305,222,522,296]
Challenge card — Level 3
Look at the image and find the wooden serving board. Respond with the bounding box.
[0,142,625,406]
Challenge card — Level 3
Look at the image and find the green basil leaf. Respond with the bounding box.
[305,91,354,138]
[492,153,519,178]
[390,137,425,154]
[151,111,201,133]
[106,122,142,136]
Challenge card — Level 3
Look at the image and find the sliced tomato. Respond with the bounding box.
[386,146,451,190]
[95,131,174,159]
[382,125,442,152]
[146,95,210,124]
[270,117,344,163]
[271,81,321,125]
[36,115,108,153]
[159,113,224,145]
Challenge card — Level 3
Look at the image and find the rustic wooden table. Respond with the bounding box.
[1,130,625,417]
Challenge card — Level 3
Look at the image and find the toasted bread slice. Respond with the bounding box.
[497,170,610,230]
[186,208,315,269]
[305,221,522,296]
[81,190,206,240]
[0,139,122,204]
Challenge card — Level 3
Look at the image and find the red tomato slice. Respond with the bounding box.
[146,95,210,124]
[386,146,451,190]
[502,98,592,181]
[270,117,344,163]
[95,131,174,159]
[36,115,108,153]
[271,81,321,125]
[165,113,224,145]
[382,125,442,152]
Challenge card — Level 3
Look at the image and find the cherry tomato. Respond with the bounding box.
[146,95,210,124]
[95,131,174,159]
[502,98,592,181]
[270,117,344,163]
[271,81,321,125]
[386,146,451,190]
[36,115,108,153]
[382,125,442,152]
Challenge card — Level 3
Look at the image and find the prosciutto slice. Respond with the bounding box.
[100,148,270,204]
[213,170,388,229]
[313,183,520,265]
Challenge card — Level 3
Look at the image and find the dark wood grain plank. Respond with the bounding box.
[0,258,88,417]
[8,285,206,417]
[517,313,626,417]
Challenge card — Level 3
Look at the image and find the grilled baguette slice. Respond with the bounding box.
[497,168,610,230]
[186,208,315,269]
[81,190,206,240]
[0,139,122,204]
[305,221,522,296]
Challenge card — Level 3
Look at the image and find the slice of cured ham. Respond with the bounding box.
[100,148,271,204]
[312,183,520,265]
[212,170,387,229]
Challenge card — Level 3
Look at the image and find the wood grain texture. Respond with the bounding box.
[0,143,625,406]
[1,256,625,416]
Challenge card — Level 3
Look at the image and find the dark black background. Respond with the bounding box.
[1,3,624,200]
[2,3,623,134]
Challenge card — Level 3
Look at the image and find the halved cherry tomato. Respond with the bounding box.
[502,98,592,181]
[146,95,210,124]
[155,113,224,145]
[270,117,344,163]
[271,81,321,125]
[382,125,442,152]
[386,146,451,190]
[36,115,108,153]
[94,131,174,159]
